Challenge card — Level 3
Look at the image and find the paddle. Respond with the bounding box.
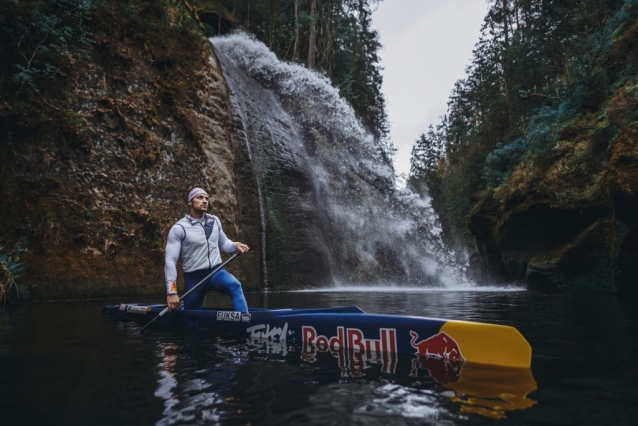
[138,252,243,333]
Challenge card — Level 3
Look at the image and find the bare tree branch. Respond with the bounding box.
[27,32,50,69]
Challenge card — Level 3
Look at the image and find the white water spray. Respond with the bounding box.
[212,33,471,288]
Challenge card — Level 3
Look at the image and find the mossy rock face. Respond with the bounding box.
[468,116,638,293]
[0,2,262,299]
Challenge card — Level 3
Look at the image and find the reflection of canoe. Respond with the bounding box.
[444,363,537,419]
[103,304,532,369]
[405,354,537,419]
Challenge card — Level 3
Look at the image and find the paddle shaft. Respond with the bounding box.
[138,252,242,333]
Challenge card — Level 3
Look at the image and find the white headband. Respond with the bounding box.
[188,187,208,202]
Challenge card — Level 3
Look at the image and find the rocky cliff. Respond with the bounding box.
[468,110,638,293]
[0,3,261,299]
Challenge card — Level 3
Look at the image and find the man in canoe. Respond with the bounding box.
[165,187,250,312]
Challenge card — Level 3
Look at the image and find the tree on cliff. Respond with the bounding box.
[409,124,444,195]
[408,0,633,247]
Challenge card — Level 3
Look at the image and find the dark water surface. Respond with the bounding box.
[1,289,637,425]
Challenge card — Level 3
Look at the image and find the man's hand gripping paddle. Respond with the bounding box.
[138,252,243,333]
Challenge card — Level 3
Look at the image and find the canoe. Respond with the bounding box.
[103,304,532,369]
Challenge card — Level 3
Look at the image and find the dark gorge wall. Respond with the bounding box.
[0,3,261,299]
[468,122,638,293]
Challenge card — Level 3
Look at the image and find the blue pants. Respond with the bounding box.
[183,267,248,312]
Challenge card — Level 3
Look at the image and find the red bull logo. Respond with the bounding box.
[302,326,397,353]
[301,326,398,374]
[409,331,465,361]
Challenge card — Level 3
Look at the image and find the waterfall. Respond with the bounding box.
[211,33,470,288]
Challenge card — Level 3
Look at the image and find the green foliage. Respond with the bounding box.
[0,0,212,151]
[0,0,93,96]
[483,106,569,187]
[408,0,638,245]
[0,0,95,143]
[410,124,444,182]
[0,237,28,304]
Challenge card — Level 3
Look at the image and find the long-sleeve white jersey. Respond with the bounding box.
[164,214,237,294]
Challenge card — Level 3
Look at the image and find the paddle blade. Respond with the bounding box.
[439,320,532,368]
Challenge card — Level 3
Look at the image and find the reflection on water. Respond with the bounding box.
[0,291,637,425]
[148,333,536,425]
[148,289,539,425]
[155,343,180,421]
[446,365,537,419]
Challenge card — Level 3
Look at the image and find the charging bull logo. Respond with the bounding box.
[409,331,465,383]
[409,331,465,361]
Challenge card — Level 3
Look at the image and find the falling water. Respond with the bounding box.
[211,33,470,288]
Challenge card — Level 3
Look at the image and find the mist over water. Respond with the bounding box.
[212,33,470,288]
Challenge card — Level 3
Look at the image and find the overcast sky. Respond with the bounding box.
[371,0,487,178]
